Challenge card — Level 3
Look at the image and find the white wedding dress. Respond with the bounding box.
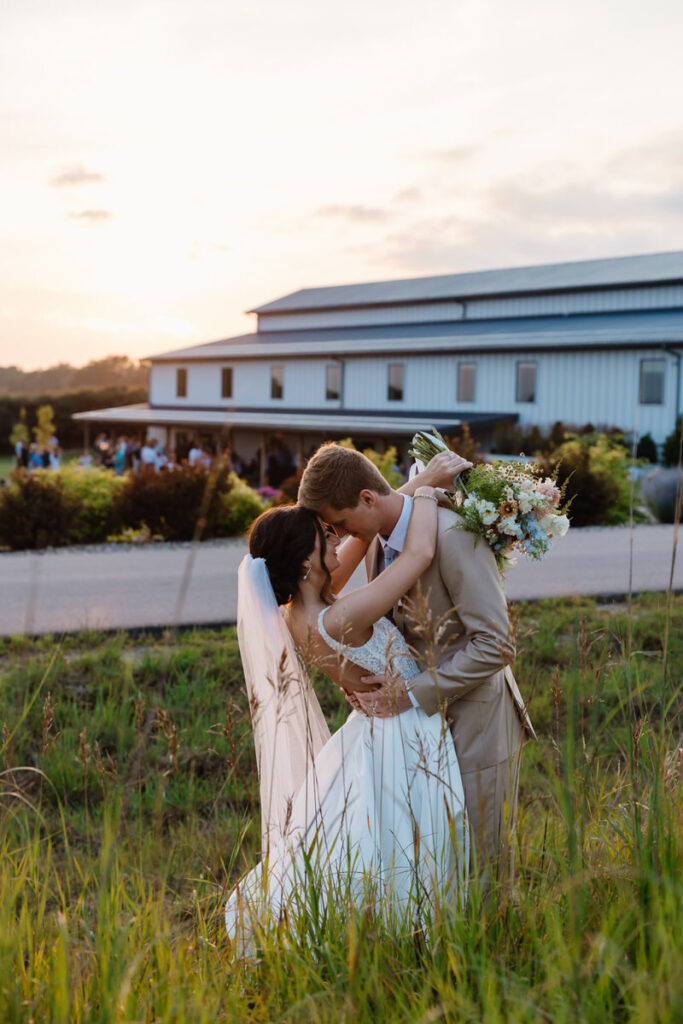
[225,599,468,941]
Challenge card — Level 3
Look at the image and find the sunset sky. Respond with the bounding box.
[2,0,683,370]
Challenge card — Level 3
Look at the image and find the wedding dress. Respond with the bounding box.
[225,557,468,942]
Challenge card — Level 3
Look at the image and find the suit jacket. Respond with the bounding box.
[366,508,535,775]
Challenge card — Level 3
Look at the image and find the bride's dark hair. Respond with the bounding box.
[249,505,331,606]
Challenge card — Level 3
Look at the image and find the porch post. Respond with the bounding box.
[259,430,267,487]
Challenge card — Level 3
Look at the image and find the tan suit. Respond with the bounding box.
[367,508,535,881]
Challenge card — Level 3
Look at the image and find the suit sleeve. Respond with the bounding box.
[408,524,515,717]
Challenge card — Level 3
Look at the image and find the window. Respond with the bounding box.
[387,363,404,401]
[326,363,342,400]
[271,365,283,400]
[176,367,187,398]
[457,362,476,402]
[639,358,665,405]
[516,361,536,403]
[221,367,233,399]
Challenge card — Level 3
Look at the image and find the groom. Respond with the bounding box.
[298,442,535,883]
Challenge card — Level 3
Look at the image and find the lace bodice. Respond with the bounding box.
[317,609,420,681]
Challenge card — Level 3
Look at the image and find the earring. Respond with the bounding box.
[301,564,311,581]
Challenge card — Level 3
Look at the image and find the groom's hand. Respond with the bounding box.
[355,675,413,717]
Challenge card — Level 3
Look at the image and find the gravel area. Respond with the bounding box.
[0,525,680,637]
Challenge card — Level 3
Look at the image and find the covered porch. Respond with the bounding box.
[72,404,516,486]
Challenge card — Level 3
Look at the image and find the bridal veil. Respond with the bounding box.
[237,554,330,852]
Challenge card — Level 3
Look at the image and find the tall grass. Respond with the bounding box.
[1,598,681,1022]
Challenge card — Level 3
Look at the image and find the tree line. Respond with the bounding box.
[1,387,147,456]
[0,356,148,397]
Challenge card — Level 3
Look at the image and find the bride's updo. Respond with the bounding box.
[249,505,330,606]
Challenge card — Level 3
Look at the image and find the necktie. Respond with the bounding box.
[384,545,399,568]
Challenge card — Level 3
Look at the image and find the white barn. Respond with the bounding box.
[75,250,683,480]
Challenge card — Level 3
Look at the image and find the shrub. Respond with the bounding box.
[216,481,267,536]
[338,438,404,488]
[636,432,659,463]
[0,465,267,550]
[535,432,633,527]
[663,417,682,467]
[60,465,125,544]
[642,467,683,523]
[113,465,238,541]
[0,470,81,550]
[442,423,487,464]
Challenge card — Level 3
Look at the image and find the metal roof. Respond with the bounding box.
[72,404,512,436]
[249,251,683,314]
[148,310,683,362]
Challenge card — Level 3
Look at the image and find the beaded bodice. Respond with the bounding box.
[317,609,420,681]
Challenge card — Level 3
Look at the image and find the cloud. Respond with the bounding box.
[189,240,231,262]
[315,203,390,224]
[394,187,422,203]
[604,131,683,186]
[486,176,683,225]
[428,145,479,165]
[45,312,201,339]
[67,209,113,222]
[50,164,106,187]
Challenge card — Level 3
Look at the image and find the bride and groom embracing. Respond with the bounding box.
[226,442,534,939]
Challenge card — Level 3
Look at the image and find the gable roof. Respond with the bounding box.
[148,309,683,362]
[249,250,683,314]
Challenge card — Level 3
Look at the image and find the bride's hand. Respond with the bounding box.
[419,450,472,490]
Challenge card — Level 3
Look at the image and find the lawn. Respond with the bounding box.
[0,448,83,479]
[0,594,681,1022]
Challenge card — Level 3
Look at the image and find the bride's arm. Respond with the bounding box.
[327,450,470,594]
[322,486,439,641]
[328,536,369,593]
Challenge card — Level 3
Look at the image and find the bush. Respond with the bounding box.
[0,470,81,550]
[60,466,125,544]
[442,423,487,465]
[114,465,239,542]
[216,480,267,536]
[0,465,267,550]
[636,432,659,463]
[535,432,633,527]
[663,417,683,467]
[642,467,683,523]
[338,439,404,488]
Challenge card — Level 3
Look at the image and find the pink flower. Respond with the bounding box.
[536,477,561,508]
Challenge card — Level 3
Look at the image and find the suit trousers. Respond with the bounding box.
[461,723,523,888]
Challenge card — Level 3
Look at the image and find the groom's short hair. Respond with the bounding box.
[298,442,391,511]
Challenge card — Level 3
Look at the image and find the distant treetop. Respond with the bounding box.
[0,356,149,397]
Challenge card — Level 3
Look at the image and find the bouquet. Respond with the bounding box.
[410,429,570,571]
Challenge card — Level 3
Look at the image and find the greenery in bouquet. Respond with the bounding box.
[410,429,570,570]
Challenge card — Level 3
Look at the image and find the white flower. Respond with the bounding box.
[477,499,499,525]
[539,513,570,538]
[500,517,523,537]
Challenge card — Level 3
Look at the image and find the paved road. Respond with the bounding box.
[0,525,680,637]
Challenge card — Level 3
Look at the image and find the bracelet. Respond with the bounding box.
[413,492,439,502]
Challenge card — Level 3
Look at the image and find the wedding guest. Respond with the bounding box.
[140,438,158,472]
[28,443,43,470]
[113,438,126,476]
[14,438,26,469]
[188,441,204,468]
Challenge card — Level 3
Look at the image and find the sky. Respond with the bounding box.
[2,0,683,370]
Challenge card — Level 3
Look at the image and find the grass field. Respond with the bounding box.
[0,449,82,478]
[1,594,681,1022]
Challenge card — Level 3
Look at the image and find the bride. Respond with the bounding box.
[226,454,469,942]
